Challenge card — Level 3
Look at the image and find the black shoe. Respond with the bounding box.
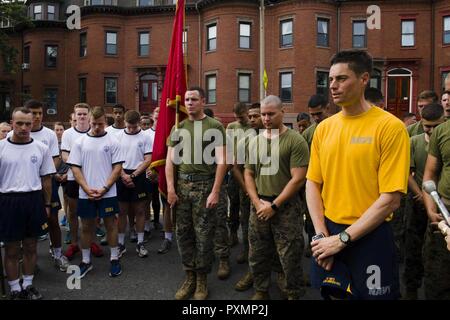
[22,285,43,300]
[9,290,24,300]
[157,239,172,254]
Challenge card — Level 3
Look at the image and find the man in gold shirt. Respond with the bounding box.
[306,50,410,300]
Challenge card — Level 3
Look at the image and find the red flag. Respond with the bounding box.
[150,0,187,197]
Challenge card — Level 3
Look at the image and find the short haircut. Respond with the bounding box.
[74,103,90,111]
[113,104,126,112]
[12,107,32,117]
[54,122,65,129]
[402,112,416,121]
[0,122,11,127]
[418,90,438,102]
[233,102,248,115]
[91,106,105,120]
[442,90,450,96]
[308,94,328,109]
[296,112,310,122]
[261,95,282,109]
[421,103,444,121]
[124,110,141,124]
[364,87,383,103]
[330,49,373,76]
[204,108,214,118]
[187,86,205,99]
[250,102,261,110]
[24,99,44,109]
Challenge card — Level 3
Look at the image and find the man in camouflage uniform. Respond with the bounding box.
[245,95,309,300]
[226,103,251,246]
[403,103,446,299]
[422,103,450,300]
[166,87,227,300]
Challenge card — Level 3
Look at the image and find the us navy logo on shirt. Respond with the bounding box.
[351,137,373,144]
[103,146,110,153]
[31,155,38,163]
[41,139,48,146]
[138,142,143,148]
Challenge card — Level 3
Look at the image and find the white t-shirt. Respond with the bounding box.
[67,132,124,199]
[7,126,59,158]
[0,138,56,193]
[106,125,125,138]
[117,129,153,170]
[61,127,90,181]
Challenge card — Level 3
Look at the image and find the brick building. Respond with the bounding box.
[0,0,449,125]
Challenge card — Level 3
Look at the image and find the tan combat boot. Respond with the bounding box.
[175,270,196,300]
[251,290,270,300]
[234,271,253,291]
[217,259,231,280]
[193,272,208,300]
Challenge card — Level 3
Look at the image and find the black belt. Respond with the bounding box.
[178,173,214,182]
[258,194,277,202]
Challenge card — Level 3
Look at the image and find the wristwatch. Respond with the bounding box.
[339,230,351,245]
[103,185,110,192]
[270,202,279,211]
[130,173,136,179]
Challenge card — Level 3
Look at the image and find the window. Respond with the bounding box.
[34,5,42,20]
[79,78,87,103]
[316,71,329,96]
[352,21,366,48]
[80,32,87,57]
[139,32,149,56]
[370,69,382,90]
[206,74,216,104]
[91,0,103,4]
[44,89,58,114]
[280,19,293,47]
[0,18,11,28]
[401,20,415,47]
[47,5,55,20]
[317,18,329,47]
[105,78,117,104]
[444,16,450,45]
[239,22,251,49]
[45,45,57,68]
[207,24,217,51]
[442,71,450,92]
[280,72,292,102]
[182,29,187,55]
[138,0,154,5]
[106,31,117,55]
[238,73,251,103]
[23,46,30,64]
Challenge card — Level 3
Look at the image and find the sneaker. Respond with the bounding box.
[9,290,25,300]
[136,243,149,258]
[64,232,71,244]
[60,215,67,227]
[118,244,127,258]
[49,246,54,258]
[109,259,122,277]
[96,227,106,238]
[54,255,70,272]
[90,242,104,257]
[100,236,108,246]
[38,233,48,242]
[65,244,80,261]
[22,285,43,300]
[129,229,138,243]
[77,262,93,279]
[157,238,172,254]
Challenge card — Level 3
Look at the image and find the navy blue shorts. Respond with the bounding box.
[50,180,62,215]
[77,197,120,219]
[310,217,400,300]
[117,170,148,202]
[66,180,79,199]
[0,191,48,242]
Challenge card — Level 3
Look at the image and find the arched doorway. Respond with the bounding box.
[386,68,412,118]
[139,74,158,113]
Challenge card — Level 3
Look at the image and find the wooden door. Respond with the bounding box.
[386,76,410,118]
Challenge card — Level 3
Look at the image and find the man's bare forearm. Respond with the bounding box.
[71,166,90,193]
[244,169,259,208]
[165,147,176,193]
[306,179,328,236]
[41,175,52,205]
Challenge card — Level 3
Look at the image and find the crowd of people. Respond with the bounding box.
[1,49,450,300]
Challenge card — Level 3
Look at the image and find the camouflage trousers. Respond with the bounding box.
[239,188,251,256]
[248,196,304,294]
[403,194,428,291]
[227,174,241,233]
[175,178,217,274]
[423,221,450,300]
[214,183,230,260]
[390,194,409,262]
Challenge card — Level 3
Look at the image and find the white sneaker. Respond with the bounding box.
[136,243,148,258]
[54,255,70,272]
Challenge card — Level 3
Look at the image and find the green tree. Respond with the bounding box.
[0,1,33,73]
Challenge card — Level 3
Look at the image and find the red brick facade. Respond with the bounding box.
[1,0,449,126]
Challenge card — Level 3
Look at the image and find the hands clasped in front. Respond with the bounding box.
[311,235,345,271]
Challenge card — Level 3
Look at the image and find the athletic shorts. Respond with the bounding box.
[50,180,62,215]
[117,169,148,202]
[310,217,400,300]
[66,180,79,199]
[77,197,120,219]
[0,191,48,242]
